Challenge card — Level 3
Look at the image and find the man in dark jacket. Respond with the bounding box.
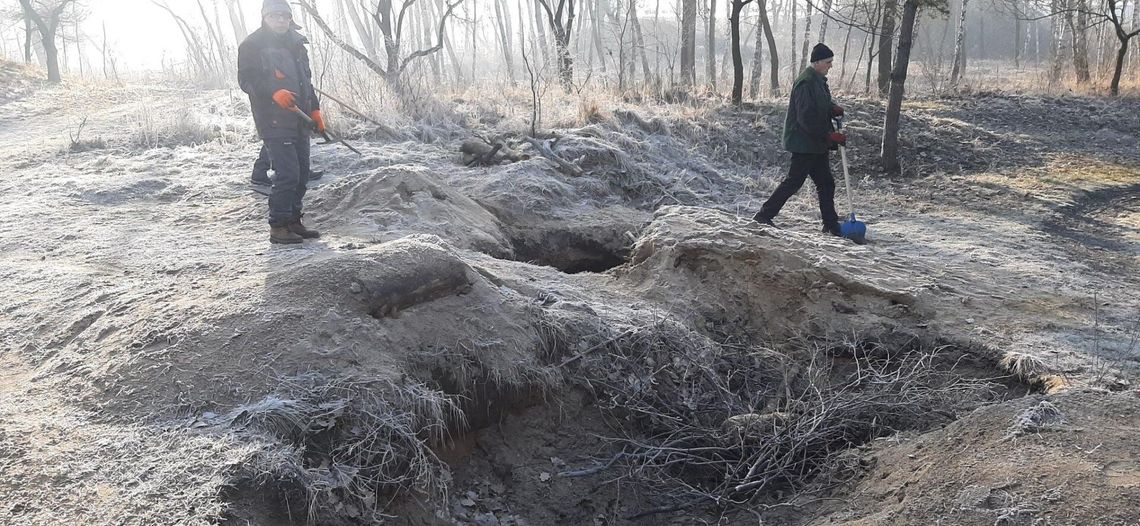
[754,43,848,237]
[238,0,324,244]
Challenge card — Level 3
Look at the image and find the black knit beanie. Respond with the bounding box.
[810,43,834,63]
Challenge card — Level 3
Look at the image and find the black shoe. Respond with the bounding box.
[308,170,324,181]
[822,224,842,237]
[753,214,776,227]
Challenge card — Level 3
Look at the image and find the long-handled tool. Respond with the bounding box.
[289,106,363,156]
[834,117,868,245]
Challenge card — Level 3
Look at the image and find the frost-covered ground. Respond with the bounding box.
[1,71,1138,525]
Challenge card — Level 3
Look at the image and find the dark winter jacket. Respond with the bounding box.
[237,25,320,140]
[782,67,838,154]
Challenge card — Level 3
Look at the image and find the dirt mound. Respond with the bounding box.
[814,389,1140,526]
[619,206,930,341]
[308,167,514,258]
[0,60,44,106]
[37,235,544,417]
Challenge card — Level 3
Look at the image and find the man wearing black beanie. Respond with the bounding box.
[754,43,847,237]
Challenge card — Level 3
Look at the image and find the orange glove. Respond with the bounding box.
[272,89,296,109]
[310,110,326,133]
[828,132,847,146]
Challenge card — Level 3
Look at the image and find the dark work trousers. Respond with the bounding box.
[252,144,272,180]
[265,137,311,227]
[756,153,840,228]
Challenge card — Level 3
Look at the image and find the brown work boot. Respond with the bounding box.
[288,219,321,239]
[270,225,303,244]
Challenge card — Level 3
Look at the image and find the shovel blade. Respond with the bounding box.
[840,213,867,244]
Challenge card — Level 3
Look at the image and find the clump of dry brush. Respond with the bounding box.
[217,373,463,524]
[551,315,1007,518]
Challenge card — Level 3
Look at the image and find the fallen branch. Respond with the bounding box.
[523,136,584,176]
[558,327,637,368]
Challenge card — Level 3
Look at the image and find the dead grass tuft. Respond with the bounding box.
[999,351,1050,382]
[131,104,224,149]
[217,373,463,523]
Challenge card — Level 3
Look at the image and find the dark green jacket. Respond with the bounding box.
[782,67,837,154]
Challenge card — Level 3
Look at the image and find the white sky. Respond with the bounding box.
[90,0,256,71]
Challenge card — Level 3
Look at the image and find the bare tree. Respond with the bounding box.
[882,0,948,172]
[750,2,766,95]
[708,0,717,88]
[759,0,781,95]
[17,0,78,82]
[1049,0,1069,83]
[1070,0,1091,82]
[730,0,756,104]
[535,0,577,89]
[818,0,834,41]
[680,0,697,85]
[296,0,463,91]
[1105,0,1139,95]
[221,0,248,44]
[949,0,969,86]
[799,0,813,70]
[878,0,898,95]
[150,1,221,80]
[630,0,652,85]
[493,0,517,84]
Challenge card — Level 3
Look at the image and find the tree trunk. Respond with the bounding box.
[791,0,798,71]
[1072,0,1091,83]
[750,3,765,96]
[494,0,517,84]
[24,13,33,63]
[881,0,917,173]
[445,0,465,83]
[1014,14,1021,68]
[799,0,812,70]
[43,34,61,82]
[818,0,833,42]
[223,0,248,46]
[949,0,968,87]
[631,0,652,83]
[1108,0,1137,96]
[533,0,551,65]
[708,0,717,88]
[1109,37,1128,96]
[18,0,71,83]
[760,0,780,95]
[342,0,378,60]
[195,0,229,72]
[1050,0,1068,84]
[535,0,576,89]
[681,0,697,84]
[838,9,853,83]
[730,0,753,104]
[877,0,896,96]
[590,0,607,72]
